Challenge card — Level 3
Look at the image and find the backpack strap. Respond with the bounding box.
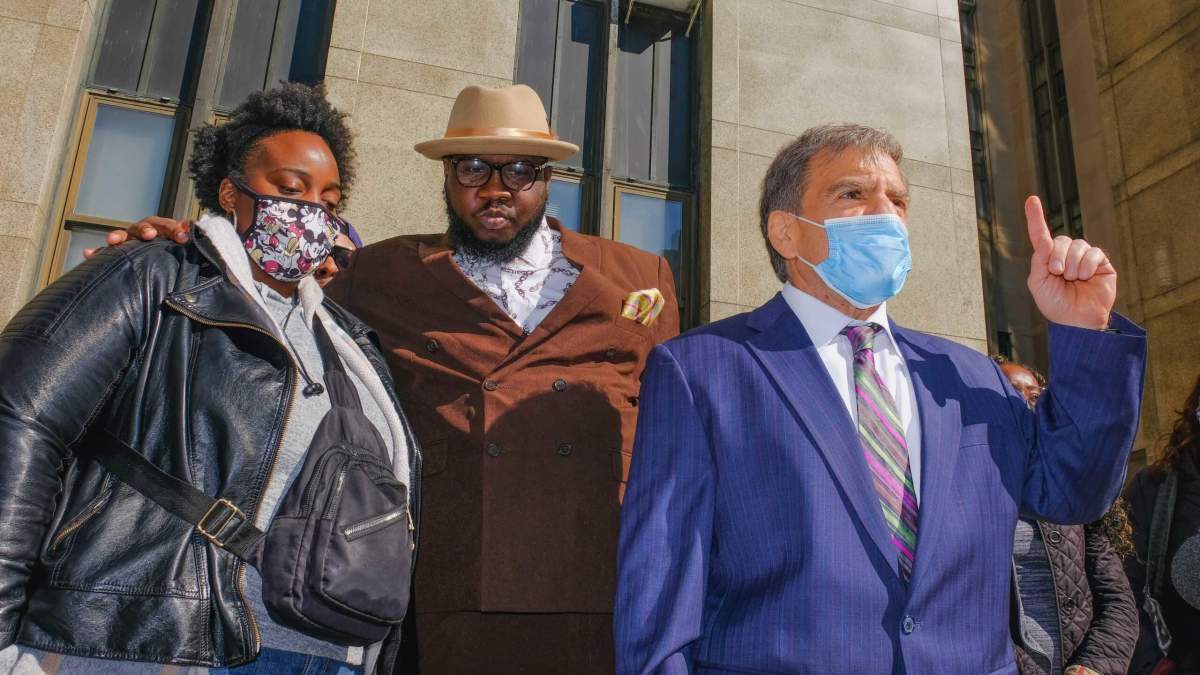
[91,430,265,567]
[1143,471,1179,656]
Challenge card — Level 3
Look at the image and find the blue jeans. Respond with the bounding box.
[210,648,362,675]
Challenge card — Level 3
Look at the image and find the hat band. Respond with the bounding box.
[443,126,559,140]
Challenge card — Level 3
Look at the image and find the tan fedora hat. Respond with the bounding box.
[414,84,579,161]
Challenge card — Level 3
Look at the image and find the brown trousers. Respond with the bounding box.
[415,612,614,674]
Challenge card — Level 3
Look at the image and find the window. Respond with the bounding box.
[959,0,992,223]
[45,0,336,281]
[1022,0,1082,238]
[517,0,698,324]
[996,330,1014,360]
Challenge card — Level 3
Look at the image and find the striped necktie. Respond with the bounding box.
[843,323,918,581]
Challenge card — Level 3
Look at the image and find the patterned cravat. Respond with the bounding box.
[843,323,919,581]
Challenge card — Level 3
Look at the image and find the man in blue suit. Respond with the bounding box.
[614,124,1146,674]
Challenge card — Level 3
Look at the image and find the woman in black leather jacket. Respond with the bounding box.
[0,84,418,673]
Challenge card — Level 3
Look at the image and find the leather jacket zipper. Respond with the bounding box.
[164,300,297,655]
[49,484,113,552]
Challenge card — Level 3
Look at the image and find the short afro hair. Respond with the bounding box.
[188,82,355,214]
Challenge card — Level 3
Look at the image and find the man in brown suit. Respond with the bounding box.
[327,85,678,672]
[103,83,676,672]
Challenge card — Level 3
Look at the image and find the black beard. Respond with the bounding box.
[444,189,547,264]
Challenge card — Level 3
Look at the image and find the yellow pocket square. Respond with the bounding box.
[621,289,666,327]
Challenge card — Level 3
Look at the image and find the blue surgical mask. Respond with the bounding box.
[789,212,913,309]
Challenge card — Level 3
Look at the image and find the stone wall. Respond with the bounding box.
[0,1,100,326]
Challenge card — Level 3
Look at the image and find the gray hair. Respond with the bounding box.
[758,123,904,282]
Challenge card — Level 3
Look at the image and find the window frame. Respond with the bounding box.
[546,166,593,233]
[42,92,182,282]
[611,181,693,322]
[1022,0,1082,239]
[516,0,701,325]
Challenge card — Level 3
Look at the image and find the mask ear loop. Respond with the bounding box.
[784,212,826,268]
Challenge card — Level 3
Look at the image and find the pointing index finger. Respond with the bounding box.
[1025,195,1053,260]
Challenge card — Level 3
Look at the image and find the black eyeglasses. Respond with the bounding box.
[448,157,547,192]
[330,245,354,270]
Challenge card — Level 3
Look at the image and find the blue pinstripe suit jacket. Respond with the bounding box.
[614,294,1146,675]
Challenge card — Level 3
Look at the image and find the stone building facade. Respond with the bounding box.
[0,0,987,353]
[969,0,1199,465]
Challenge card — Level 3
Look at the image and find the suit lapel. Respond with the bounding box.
[417,238,525,341]
[495,222,606,368]
[745,295,897,575]
[892,323,962,588]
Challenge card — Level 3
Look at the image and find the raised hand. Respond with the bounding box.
[82,216,192,259]
[1025,195,1115,330]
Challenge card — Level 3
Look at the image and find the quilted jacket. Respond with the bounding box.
[1011,521,1139,675]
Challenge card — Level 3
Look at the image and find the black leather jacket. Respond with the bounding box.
[0,235,421,667]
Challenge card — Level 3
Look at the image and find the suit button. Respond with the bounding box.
[557,443,573,456]
[1063,597,1076,613]
[486,442,501,457]
[901,616,916,634]
[1047,530,1063,545]
[552,378,568,392]
[425,339,440,353]
[605,347,617,360]
[483,380,499,391]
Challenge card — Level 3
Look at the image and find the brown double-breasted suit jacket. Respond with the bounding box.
[326,218,679,618]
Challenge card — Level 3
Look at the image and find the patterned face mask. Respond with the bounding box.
[233,180,343,281]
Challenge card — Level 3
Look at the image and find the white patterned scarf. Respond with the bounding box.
[453,217,580,334]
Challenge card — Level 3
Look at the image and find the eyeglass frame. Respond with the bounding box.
[446,156,550,192]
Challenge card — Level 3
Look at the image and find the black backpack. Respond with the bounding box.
[94,318,414,647]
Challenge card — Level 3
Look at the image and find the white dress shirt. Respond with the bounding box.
[781,283,923,502]
[454,217,580,334]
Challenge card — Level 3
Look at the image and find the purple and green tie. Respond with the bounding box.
[843,323,919,581]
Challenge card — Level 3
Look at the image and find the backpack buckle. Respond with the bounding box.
[197,498,248,549]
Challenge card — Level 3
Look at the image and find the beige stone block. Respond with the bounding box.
[339,84,455,243]
[708,148,741,304]
[927,332,987,353]
[738,0,949,166]
[784,0,939,38]
[876,0,939,16]
[1144,296,1200,436]
[0,0,83,29]
[735,153,778,307]
[938,16,959,43]
[712,120,738,151]
[936,0,958,19]
[0,199,39,239]
[712,0,739,124]
[0,235,38,328]
[330,0,369,50]
[950,168,974,196]
[900,157,951,192]
[358,53,511,101]
[1097,87,1124,185]
[703,300,754,323]
[738,125,795,159]
[0,20,82,205]
[941,38,971,171]
[323,76,358,118]
[1127,138,1200,199]
[361,0,519,80]
[325,46,361,81]
[1098,0,1197,66]
[1111,32,1200,178]
[888,186,984,340]
[1127,160,1200,297]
